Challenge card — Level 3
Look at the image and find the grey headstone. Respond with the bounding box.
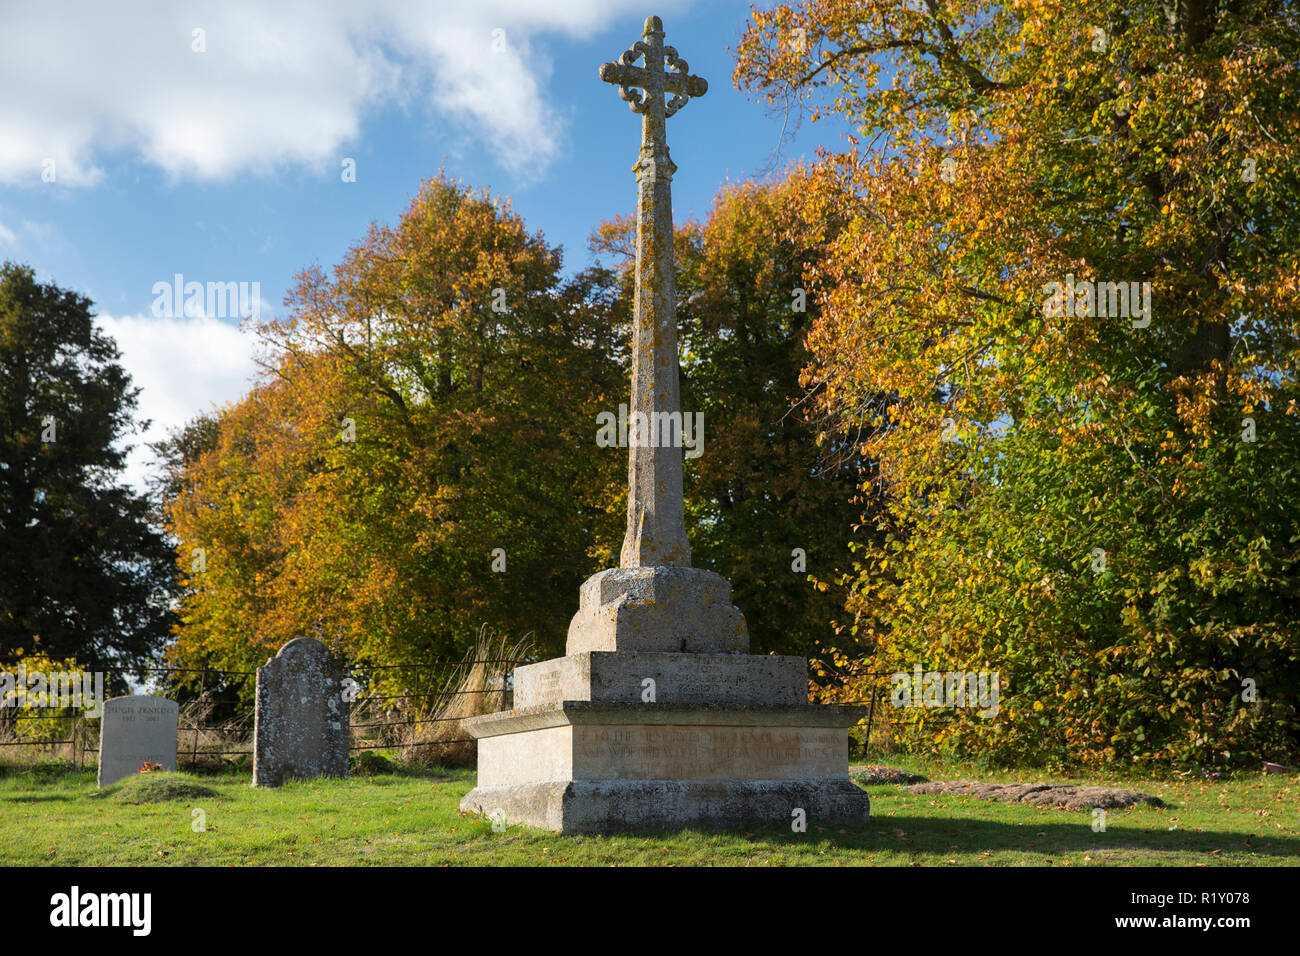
[97,695,178,787]
[252,637,349,787]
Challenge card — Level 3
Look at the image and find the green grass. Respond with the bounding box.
[1,756,1295,866]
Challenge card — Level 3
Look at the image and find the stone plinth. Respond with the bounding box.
[567,567,748,655]
[460,700,870,833]
[514,651,805,708]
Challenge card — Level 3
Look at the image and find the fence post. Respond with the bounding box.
[864,672,877,760]
[192,666,206,769]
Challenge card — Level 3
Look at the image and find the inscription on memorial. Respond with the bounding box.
[97,696,179,788]
[572,725,842,780]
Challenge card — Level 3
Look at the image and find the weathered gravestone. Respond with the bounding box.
[252,637,349,787]
[458,16,870,833]
[97,695,179,788]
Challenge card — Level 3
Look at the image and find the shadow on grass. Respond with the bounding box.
[714,814,1300,861]
[0,763,92,780]
[0,792,83,803]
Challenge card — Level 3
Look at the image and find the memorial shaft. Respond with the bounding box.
[599,16,707,569]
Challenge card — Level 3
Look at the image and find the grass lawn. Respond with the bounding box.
[1,757,1296,866]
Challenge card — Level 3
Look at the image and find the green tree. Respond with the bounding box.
[0,262,173,677]
[737,1,1300,766]
[147,411,219,507]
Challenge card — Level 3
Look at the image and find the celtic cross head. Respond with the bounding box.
[598,16,707,119]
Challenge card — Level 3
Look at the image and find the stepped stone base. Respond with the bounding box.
[567,567,748,655]
[461,778,870,834]
[459,700,870,833]
[463,566,868,834]
[514,651,806,707]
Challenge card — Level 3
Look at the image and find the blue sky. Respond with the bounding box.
[0,0,851,488]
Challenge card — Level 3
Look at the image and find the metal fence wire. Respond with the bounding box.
[0,657,527,766]
[0,658,881,766]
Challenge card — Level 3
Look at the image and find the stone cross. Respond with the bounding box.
[600,16,707,569]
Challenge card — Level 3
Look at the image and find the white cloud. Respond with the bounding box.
[0,221,14,246]
[94,313,260,491]
[0,0,672,186]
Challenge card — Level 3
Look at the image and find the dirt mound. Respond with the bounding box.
[850,765,928,785]
[103,772,218,804]
[904,780,1162,809]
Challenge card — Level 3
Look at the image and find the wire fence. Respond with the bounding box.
[0,657,883,768]
[0,656,525,768]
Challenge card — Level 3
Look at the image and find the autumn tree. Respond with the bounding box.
[737,1,1300,766]
[163,175,625,698]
